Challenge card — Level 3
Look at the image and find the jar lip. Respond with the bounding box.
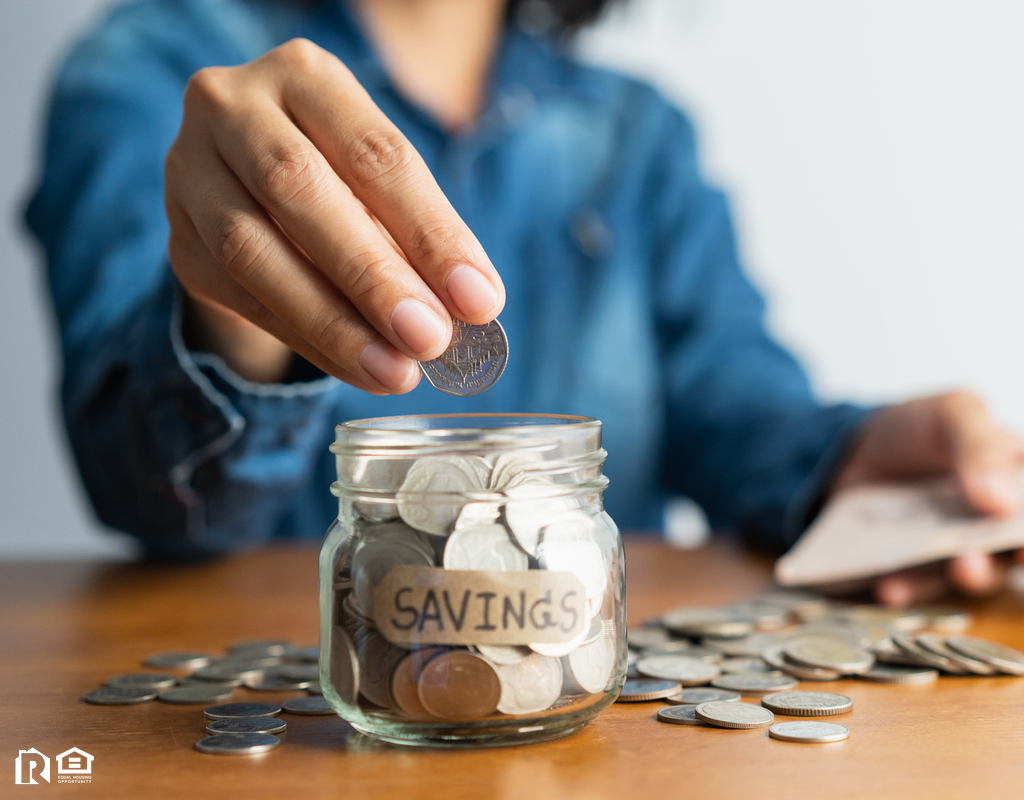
[335,413,600,437]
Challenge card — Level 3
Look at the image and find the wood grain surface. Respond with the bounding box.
[2,536,1023,800]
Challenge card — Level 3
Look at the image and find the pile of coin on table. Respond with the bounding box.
[82,639,336,754]
[617,591,1024,744]
[330,452,618,721]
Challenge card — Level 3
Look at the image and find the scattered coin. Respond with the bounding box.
[192,665,263,685]
[143,652,212,671]
[917,606,972,633]
[245,675,311,692]
[760,691,852,717]
[657,705,708,726]
[783,637,874,674]
[891,633,968,675]
[857,664,939,685]
[195,733,281,755]
[305,682,324,696]
[159,685,234,705]
[83,686,158,705]
[711,673,799,696]
[661,607,754,639]
[616,679,683,702]
[768,721,850,743]
[627,627,674,651]
[284,646,320,663]
[277,664,321,683]
[281,697,335,716]
[665,688,741,705]
[719,657,772,674]
[203,702,282,720]
[916,633,995,676]
[636,655,721,686]
[206,717,287,735]
[106,673,178,690]
[947,636,1024,676]
[229,639,292,657]
[419,318,509,397]
[762,644,842,682]
[695,701,774,729]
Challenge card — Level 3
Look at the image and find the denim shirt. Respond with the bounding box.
[26,0,868,558]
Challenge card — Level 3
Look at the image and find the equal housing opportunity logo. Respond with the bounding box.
[15,747,94,784]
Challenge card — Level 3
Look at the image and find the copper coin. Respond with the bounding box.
[417,652,501,720]
[392,648,446,719]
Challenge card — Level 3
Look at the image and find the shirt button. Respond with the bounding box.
[570,208,612,260]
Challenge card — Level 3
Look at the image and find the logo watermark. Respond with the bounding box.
[15,747,94,785]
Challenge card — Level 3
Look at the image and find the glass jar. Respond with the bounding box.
[319,413,626,747]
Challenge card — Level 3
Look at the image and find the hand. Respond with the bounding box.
[165,39,504,390]
[831,392,1024,606]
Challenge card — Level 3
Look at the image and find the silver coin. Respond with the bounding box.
[641,641,696,657]
[537,512,607,610]
[195,733,281,755]
[281,696,335,716]
[695,700,775,729]
[768,721,850,743]
[657,705,708,726]
[504,482,576,556]
[209,655,282,669]
[495,652,564,714]
[329,624,360,706]
[711,672,799,696]
[305,682,324,696]
[616,679,683,702]
[277,664,321,683]
[206,717,287,735]
[891,633,967,675]
[661,607,754,639]
[665,688,741,705]
[917,605,973,633]
[443,523,528,571]
[783,636,874,674]
[419,317,508,397]
[83,686,157,705]
[566,635,615,694]
[946,635,1024,676]
[454,502,502,530]
[203,702,282,720]
[706,633,782,658]
[719,657,773,674]
[245,675,311,692]
[762,644,842,682]
[351,525,436,618]
[636,655,721,686]
[857,664,939,685]
[143,651,212,670]
[395,460,481,536]
[159,685,234,704]
[106,673,178,690]
[229,639,292,657]
[283,645,320,663]
[192,665,264,685]
[761,691,853,716]
[627,628,674,650]
[916,633,995,675]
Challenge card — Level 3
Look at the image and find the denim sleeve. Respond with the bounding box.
[649,106,873,552]
[25,1,345,557]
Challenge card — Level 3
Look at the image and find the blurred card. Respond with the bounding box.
[774,472,1024,586]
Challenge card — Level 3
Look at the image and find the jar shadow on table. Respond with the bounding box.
[319,413,628,748]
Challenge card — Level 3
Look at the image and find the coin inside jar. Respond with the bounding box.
[416,652,502,720]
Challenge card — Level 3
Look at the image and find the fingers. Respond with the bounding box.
[266,40,504,323]
[874,565,949,608]
[935,392,1020,517]
[166,149,419,394]
[947,553,1005,595]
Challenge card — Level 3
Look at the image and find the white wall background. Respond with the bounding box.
[1,0,1022,557]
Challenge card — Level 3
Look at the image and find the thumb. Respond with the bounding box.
[940,393,1020,516]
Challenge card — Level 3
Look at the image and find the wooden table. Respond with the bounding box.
[3,536,1023,799]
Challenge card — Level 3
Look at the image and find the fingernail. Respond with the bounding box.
[391,298,448,356]
[359,341,416,392]
[446,265,498,321]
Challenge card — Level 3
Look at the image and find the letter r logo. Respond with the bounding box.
[15,748,51,784]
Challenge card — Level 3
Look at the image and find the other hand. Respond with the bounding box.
[831,392,1024,606]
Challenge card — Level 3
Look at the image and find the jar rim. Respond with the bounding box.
[335,413,600,437]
